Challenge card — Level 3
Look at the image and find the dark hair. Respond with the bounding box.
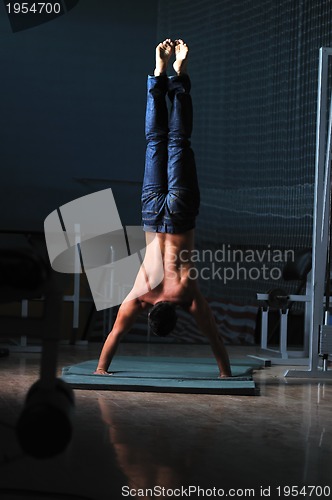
[148,301,177,337]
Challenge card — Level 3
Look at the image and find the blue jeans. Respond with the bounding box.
[141,74,200,233]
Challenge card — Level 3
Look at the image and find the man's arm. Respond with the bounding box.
[94,299,144,374]
[189,293,232,377]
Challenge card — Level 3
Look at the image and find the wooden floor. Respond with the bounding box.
[0,342,332,500]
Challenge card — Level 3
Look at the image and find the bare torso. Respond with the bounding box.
[128,230,199,310]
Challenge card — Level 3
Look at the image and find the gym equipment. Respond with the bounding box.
[16,378,74,459]
[256,48,332,375]
[256,250,312,363]
[0,232,75,457]
[286,48,332,378]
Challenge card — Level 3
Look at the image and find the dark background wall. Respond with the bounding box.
[157,0,332,250]
[3,0,332,305]
[0,0,158,232]
[158,0,332,302]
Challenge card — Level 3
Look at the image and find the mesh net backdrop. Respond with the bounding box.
[157,0,332,303]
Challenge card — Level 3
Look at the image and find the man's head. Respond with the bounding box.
[148,301,177,337]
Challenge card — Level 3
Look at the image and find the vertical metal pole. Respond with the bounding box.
[261,307,269,350]
[303,271,312,356]
[39,278,62,390]
[108,246,115,333]
[309,48,330,374]
[279,310,289,359]
[73,223,81,331]
[20,299,29,348]
[69,223,82,344]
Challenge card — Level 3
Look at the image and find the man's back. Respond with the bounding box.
[134,230,198,309]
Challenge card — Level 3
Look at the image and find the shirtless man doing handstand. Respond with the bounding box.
[95,39,231,378]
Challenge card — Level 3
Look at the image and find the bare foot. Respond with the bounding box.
[154,38,174,76]
[173,39,189,75]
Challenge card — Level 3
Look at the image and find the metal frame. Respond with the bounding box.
[62,224,89,344]
[256,279,311,364]
[286,47,332,378]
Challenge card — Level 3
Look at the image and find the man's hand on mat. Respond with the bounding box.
[94,368,113,375]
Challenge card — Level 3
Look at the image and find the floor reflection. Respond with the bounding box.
[98,394,199,491]
[0,344,332,499]
[96,374,332,493]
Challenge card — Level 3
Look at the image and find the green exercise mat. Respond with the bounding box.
[62,356,262,395]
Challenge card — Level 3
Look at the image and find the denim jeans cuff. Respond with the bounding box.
[168,74,191,93]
